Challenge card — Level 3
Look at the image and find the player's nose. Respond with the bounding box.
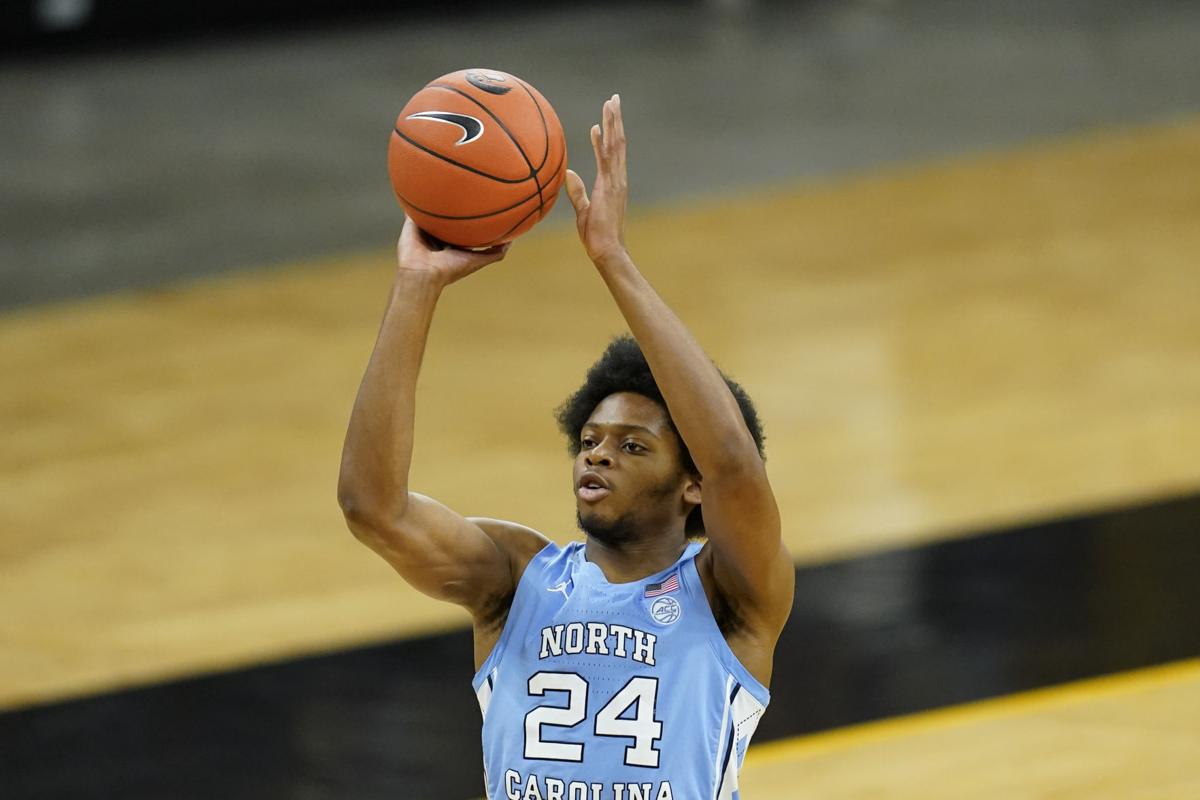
[584,448,613,467]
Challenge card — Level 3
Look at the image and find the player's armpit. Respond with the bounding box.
[698,457,795,632]
[342,492,545,618]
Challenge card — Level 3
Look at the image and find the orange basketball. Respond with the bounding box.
[387,68,567,248]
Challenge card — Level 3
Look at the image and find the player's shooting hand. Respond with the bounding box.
[395,216,511,288]
[566,94,628,266]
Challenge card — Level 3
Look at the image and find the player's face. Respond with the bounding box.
[573,392,697,544]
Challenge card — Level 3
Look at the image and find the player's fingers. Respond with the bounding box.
[613,94,626,170]
[398,217,424,258]
[603,98,615,155]
[613,94,625,144]
[478,243,510,266]
[590,124,604,173]
[475,242,510,259]
[447,243,508,278]
[565,169,590,215]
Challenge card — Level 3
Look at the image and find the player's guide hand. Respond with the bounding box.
[394,215,511,288]
[566,93,629,266]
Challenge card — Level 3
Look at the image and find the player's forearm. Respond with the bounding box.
[595,250,759,473]
[337,270,443,524]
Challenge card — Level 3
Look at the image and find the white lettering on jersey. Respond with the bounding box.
[537,622,657,665]
[631,630,657,666]
[610,624,632,658]
[539,626,562,659]
[523,771,543,800]
[505,771,669,800]
[564,622,585,653]
[585,623,609,655]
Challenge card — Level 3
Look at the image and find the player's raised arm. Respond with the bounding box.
[337,221,543,620]
[564,95,794,632]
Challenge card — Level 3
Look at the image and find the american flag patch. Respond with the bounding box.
[644,573,680,598]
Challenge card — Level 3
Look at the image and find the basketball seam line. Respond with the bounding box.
[485,150,567,244]
[391,127,530,184]
[428,83,545,221]
[396,146,565,221]
[513,77,558,227]
[513,77,551,171]
[487,203,543,247]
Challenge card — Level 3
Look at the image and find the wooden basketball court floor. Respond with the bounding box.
[3,116,1199,796]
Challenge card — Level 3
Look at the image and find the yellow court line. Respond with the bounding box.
[746,657,1200,766]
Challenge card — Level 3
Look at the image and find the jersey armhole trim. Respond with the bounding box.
[679,553,771,708]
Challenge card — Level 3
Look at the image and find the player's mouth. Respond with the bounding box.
[577,472,611,503]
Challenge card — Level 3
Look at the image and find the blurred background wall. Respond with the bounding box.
[6,0,1200,308]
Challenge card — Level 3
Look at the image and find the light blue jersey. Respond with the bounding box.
[472,540,770,800]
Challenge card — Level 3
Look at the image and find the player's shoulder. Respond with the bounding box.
[467,517,556,581]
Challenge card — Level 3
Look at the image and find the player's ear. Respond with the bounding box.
[683,473,702,506]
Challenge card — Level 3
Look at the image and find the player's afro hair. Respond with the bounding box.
[554,334,765,536]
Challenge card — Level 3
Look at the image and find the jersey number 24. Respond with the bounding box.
[524,672,663,767]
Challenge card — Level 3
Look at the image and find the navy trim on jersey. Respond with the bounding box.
[714,683,741,798]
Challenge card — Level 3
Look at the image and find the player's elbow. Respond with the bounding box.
[339,502,407,559]
[336,480,367,527]
[337,483,409,538]
[337,456,408,513]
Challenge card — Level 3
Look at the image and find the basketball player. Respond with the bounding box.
[338,95,793,800]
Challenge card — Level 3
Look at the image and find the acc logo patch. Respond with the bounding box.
[649,596,682,626]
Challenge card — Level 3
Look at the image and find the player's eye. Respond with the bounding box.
[622,442,644,453]
[581,437,596,448]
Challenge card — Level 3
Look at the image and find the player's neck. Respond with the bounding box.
[582,534,689,585]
